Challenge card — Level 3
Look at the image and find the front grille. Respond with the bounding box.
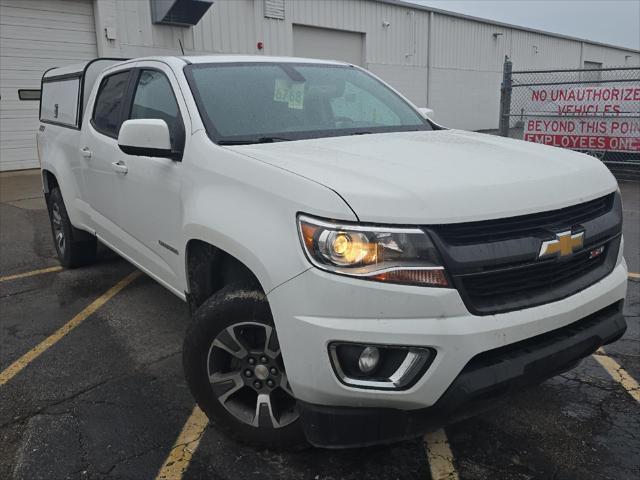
[457,241,614,314]
[427,192,622,315]
[434,193,614,245]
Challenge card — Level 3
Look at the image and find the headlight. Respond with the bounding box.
[297,214,449,287]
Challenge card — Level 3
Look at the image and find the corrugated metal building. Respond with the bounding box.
[1,0,638,171]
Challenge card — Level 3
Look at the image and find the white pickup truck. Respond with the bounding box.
[37,55,627,449]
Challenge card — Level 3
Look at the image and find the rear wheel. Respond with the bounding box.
[183,284,306,449]
[46,187,97,268]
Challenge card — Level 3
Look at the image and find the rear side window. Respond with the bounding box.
[92,70,130,138]
[129,70,184,151]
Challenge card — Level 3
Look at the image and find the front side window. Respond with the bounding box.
[129,70,184,151]
[92,70,130,138]
[185,63,431,144]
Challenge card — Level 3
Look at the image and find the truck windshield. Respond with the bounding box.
[184,62,432,144]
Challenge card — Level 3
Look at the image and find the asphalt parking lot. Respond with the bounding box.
[0,170,638,480]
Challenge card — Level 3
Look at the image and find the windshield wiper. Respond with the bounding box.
[218,136,292,145]
[256,136,291,143]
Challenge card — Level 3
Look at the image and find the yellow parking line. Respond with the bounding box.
[629,272,640,280]
[0,270,141,386]
[424,428,459,480]
[155,406,209,480]
[0,265,63,283]
[593,349,640,402]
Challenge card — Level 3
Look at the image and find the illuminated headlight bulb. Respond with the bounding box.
[331,233,351,256]
[358,346,380,374]
[320,231,374,266]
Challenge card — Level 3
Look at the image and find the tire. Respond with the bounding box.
[46,187,97,268]
[183,284,307,450]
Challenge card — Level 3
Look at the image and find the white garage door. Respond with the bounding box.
[292,25,364,67]
[0,0,97,171]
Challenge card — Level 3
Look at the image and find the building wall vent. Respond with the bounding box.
[264,0,285,20]
[151,0,214,27]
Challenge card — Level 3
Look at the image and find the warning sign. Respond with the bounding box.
[523,86,640,153]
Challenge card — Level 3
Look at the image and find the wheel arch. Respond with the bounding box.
[41,168,59,195]
[185,239,266,313]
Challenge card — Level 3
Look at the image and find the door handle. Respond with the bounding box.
[111,161,128,174]
[81,147,92,159]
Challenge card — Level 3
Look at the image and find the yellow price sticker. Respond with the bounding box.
[274,79,305,109]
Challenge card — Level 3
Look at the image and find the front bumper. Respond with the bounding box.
[297,300,626,447]
[268,259,627,405]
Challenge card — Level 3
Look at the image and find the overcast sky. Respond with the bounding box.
[407,0,640,50]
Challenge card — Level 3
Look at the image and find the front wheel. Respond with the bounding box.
[182,284,306,449]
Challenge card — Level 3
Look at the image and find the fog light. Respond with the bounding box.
[358,346,380,373]
[329,342,436,390]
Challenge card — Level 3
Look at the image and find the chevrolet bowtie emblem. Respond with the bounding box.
[539,231,584,259]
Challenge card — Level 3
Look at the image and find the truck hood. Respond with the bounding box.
[229,130,618,224]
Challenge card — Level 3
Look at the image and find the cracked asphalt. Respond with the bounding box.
[0,173,638,480]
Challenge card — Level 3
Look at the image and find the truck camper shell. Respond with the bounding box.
[40,58,128,130]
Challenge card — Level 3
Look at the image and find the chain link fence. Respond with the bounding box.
[497,57,640,180]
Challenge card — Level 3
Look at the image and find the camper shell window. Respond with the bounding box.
[40,76,81,128]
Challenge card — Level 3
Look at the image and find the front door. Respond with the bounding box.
[111,64,187,293]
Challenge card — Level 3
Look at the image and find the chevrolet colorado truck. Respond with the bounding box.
[37,55,627,449]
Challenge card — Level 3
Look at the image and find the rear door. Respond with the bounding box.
[111,63,187,292]
[80,68,132,249]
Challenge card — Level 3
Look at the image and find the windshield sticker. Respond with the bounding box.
[274,79,305,109]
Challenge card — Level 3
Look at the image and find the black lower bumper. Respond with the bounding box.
[298,301,626,448]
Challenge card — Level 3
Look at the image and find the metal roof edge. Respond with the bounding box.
[43,58,131,79]
[376,0,640,54]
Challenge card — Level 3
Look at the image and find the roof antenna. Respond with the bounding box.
[178,38,185,56]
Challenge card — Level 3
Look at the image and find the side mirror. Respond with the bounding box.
[418,107,434,119]
[118,119,178,160]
